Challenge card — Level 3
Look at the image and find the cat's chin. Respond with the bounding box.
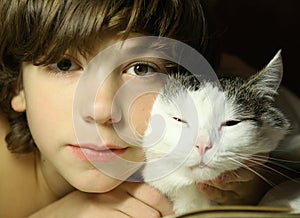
[190,165,221,182]
[190,163,214,170]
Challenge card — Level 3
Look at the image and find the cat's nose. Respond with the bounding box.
[196,143,212,155]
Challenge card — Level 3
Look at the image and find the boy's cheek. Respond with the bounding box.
[128,93,156,136]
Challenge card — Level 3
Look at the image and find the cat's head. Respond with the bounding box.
[143,50,290,182]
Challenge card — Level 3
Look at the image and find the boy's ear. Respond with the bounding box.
[11,90,26,112]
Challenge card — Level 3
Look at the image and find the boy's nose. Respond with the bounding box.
[93,96,121,125]
[84,76,121,125]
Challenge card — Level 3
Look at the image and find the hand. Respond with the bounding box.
[197,153,271,205]
[29,182,173,218]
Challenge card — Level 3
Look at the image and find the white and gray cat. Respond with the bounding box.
[142,51,290,214]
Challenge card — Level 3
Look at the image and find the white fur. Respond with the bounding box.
[142,81,287,214]
[142,51,289,214]
[142,85,229,214]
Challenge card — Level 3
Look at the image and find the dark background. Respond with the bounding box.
[203,0,300,97]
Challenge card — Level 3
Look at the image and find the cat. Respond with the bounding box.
[141,50,290,215]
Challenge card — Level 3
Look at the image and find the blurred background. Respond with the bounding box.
[203,0,300,96]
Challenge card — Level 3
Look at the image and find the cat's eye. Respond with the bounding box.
[222,120,241,127]
[172,117,188,124]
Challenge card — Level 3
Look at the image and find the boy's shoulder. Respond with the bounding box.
[0,111,42,216]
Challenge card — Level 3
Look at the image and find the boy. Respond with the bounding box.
[1,0,292,217]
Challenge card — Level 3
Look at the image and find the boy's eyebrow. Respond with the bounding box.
[58,49,90,65]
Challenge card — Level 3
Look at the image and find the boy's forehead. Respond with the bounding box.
[82,32,145,61]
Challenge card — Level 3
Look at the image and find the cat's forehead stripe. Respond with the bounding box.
[161,74,223,100]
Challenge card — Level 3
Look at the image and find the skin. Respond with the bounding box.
[0,37,272,217]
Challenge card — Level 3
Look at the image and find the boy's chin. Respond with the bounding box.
[72,172,123,193]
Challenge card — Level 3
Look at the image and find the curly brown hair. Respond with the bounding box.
[0,0,214,153]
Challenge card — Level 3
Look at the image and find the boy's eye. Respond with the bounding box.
[49,58,82,72]
[124,63,157,76]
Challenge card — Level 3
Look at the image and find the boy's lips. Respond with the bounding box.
[68,144,128,162]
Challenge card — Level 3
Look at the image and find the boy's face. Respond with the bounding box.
[11,35,168,192]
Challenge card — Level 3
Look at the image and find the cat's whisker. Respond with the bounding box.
[248,156,300,174]
[233,154,300,183]
[234,152,300,174]
[268,157,300,163]
[265,160,300,176]
[228,157,276,187]
[223,152,300,180]
[234,153,300,173]
[234,152,267,159]
[242,153,300,164]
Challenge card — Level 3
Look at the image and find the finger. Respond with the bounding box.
[121,182,174,216]
[97,188,160,218]
[210,168,256,187]
[244,153,269,166]
[197,183,239,204]
[116,193,162,218]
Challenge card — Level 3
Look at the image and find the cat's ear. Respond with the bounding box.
[246,50,283,100]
